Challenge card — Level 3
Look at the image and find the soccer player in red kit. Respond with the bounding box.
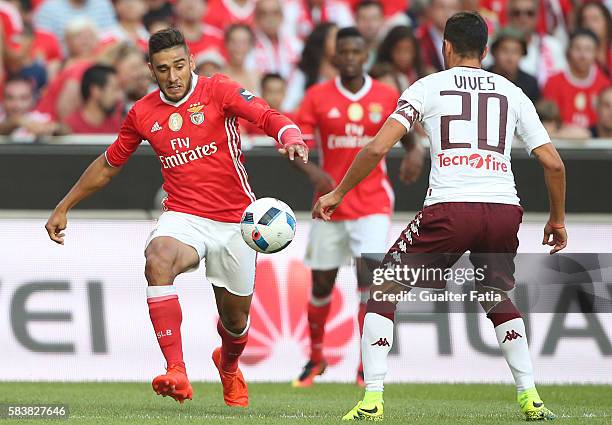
[292,27,424,388]
[315,12,566,421]
[44,28,308,407]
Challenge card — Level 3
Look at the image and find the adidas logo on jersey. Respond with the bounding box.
[151,121,162,133]
[327,107,341,118]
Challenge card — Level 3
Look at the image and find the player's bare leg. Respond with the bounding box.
[212,286,252,407]
[477,284,556,421]
[343,279,405,421]
[145,236,199,404]
[293,268,337,387]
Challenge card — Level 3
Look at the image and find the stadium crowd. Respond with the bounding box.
[0,0,610,142]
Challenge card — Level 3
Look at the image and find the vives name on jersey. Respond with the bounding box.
[159,137,218,169]
[454,75,496,91]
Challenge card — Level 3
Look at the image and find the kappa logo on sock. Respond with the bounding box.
[502,329,522,343]
[156,329,173,339]
[371,338,390,347]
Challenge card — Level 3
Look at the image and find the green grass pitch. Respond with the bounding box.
[1,382,611,424]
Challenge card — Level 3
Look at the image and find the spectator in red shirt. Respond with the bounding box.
[543,29,611,129]
[203,0,255,33]
[64,64,123,134]
[6,0,63,84]
[374,25,425,92]
[0,75,62,142]
[100,0,149,52]
[252,0,303,79]
[576,1,612,78]
[221,24,260,95]
[416,0,461,73]
[175,0,224,57]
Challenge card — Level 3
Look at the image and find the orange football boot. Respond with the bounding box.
[152,362,193,404]
[291,359,328,387]
[212,347,249,407]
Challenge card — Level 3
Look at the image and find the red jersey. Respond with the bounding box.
[202,0,255,32]
[105,73,301,223]
[543,67,610,128]
[298,76,398,220]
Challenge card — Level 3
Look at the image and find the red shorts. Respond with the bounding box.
[383,202,523,291]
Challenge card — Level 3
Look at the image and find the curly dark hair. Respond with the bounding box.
[375,25,424,78]
[298,22,337,90]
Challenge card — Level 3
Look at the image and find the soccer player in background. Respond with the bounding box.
[314,12,566,421]
[292,27,424,388]
[45,28,307,407]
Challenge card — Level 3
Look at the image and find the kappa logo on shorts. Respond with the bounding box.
[371,338,390,347]
[502,329,523,343]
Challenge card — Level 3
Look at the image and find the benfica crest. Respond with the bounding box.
[188,104,205,125]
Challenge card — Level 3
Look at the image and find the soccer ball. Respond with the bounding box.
[240,198,296,254]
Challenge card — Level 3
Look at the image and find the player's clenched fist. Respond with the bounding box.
[542,222,568,254]
[312,190,343,221]
[45,209,68,245]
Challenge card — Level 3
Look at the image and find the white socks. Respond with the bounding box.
[362,312,394,393]
[494,317,535,393]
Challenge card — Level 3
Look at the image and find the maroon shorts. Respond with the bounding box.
[382,202,523,291]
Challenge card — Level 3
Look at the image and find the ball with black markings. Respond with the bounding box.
[240,198,296,253]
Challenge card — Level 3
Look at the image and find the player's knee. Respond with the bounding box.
[145,241,178,282]
[220,311,249,335]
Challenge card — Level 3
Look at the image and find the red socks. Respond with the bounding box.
[217,319,249,373]
[308,296,332,363]
[147,286,184,367]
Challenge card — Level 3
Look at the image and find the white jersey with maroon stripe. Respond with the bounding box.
[390,66,551,207]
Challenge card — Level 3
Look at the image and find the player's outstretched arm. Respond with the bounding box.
[45,154,122,244]
[532,143,567,254]
[313,118,407,220]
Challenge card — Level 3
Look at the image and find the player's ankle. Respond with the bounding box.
[363,390,383,404]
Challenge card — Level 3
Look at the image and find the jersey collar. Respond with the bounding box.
[159,72,198,107]
[335,74,372,102]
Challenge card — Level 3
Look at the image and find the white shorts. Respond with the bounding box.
[146,211,256,296]
[305,214,391,270]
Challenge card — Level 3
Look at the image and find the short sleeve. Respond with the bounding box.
[105,107,143,167]
[515,91,551,155]
[389,80,425,132]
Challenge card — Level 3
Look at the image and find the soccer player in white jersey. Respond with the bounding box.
[314,11,566,422]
